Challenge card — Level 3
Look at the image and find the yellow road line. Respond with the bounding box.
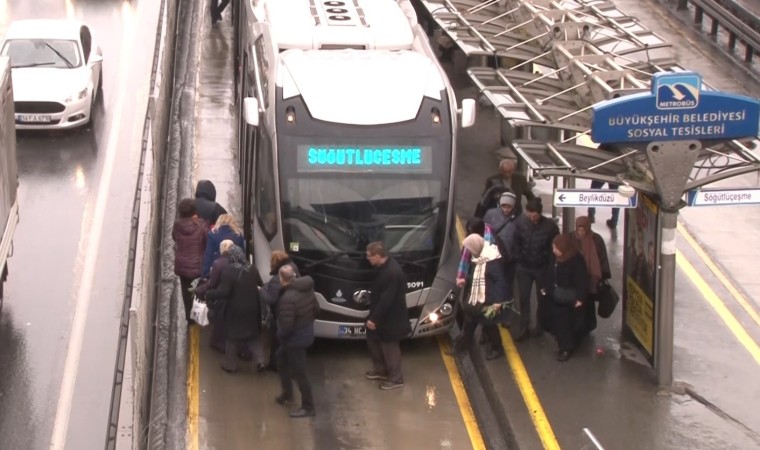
[676,249,760,365]
[455,215,558,449]
[187,325,200,450]
[677,223,760,330]
[437,336,487,450]
[499,328,561,450]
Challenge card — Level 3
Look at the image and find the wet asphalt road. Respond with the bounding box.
[0,1,158,448]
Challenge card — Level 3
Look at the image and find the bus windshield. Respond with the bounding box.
[278,136,450,263]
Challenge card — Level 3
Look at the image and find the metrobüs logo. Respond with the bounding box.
[654,73,701,110]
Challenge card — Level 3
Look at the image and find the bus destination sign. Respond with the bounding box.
[297,145,433,173]
[591,72,760,144]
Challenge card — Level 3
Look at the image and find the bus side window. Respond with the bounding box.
[256,130,277,239]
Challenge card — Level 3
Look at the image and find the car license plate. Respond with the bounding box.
[338,325,366,337]
[17,114,51,123]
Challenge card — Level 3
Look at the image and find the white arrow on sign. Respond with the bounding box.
[687,188,760,206]
[553,189,637,208]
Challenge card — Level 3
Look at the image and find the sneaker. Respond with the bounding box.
[365,371,388,380]
[289,408,316,418]
[275,394,294,407]
[379,381,404,390]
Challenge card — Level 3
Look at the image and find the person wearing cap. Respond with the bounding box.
[477,159,535,217]
[482,192,521,311]
[513,197,559,341]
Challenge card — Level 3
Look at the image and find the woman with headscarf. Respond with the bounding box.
[451,233,508,360]
[572,216,611,333]
[206,244,265,373]
[540,233,589,361]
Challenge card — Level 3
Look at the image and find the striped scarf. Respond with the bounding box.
[468,242,501,305]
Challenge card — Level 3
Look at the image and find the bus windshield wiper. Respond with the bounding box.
[13,61,55,68]
[303,251,365,271]
[44,43,74,68]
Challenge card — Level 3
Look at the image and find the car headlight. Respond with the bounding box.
[64,88,88,103]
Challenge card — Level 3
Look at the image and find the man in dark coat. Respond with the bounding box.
[364,241,411,390]
[206,245,264,373]
[172,198,207,323]
[513,198,559,341]
[194,180,227,227]
[476,159,535,217]
[275,265,318,418]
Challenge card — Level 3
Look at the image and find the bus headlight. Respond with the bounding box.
[428,312,439,323]
[439,302,453,317]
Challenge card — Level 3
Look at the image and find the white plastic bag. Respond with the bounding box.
[190,296,209,326]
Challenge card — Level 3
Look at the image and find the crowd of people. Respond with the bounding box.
[171,164,616,420]
[172,181,412,419]
[457,159,614,362]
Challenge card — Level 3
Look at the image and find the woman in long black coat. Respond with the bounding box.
[206,245,264,372]
[541,233,590,362]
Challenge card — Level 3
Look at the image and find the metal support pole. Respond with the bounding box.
[562,177,575,234]
[655,209,678,387]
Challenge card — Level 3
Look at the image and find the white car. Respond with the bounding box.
[1,19,103,130]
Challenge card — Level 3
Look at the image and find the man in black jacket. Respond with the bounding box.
[514,198,559,341]
[275,265,318,418]
[476,159,535,217]
[364,241,411,390]
[194,180,227,227]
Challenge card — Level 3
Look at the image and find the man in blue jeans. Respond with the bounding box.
[588,180,620,228]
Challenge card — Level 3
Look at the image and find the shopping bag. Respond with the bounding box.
[190,296,209,326]
[597,281,619,319]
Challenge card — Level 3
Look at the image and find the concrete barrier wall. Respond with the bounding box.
[120,0,180,446]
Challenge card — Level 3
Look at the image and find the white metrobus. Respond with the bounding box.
[234,0,475,339]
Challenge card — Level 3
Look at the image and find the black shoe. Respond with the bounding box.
[606,219,617,228]
[275,394,294,407]
[557,351,571,362]
[379,381,404,390]
[484,349,504,360]
[289,408,315,418]
[220,364,237,374]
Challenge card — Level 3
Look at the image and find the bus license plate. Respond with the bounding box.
[338,325,366,337]
[17,114,51,123]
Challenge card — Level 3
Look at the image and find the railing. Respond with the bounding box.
[676,0,760,64]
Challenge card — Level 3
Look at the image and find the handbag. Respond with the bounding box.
[597,280,619,318]
[190,296,209,326]
[552,286,577,306]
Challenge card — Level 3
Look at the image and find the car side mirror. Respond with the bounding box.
[459,98,476,128]
[244,97,260,127]
[90,54,103,64]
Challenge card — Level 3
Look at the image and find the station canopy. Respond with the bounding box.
[416,0,760,202]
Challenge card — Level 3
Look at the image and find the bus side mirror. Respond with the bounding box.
[243,97,260,127]
[459,98,475,128]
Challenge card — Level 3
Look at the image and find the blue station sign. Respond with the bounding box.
[591,72,760,144]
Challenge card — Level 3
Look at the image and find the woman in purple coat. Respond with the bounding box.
[172,198,208,323]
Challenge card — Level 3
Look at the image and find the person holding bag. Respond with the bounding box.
[206,244,264,373]
[540,233,590,362]
[571,216,612,330]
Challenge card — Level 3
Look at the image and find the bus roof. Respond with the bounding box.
[279,49,445,125]
[266,0,415,51]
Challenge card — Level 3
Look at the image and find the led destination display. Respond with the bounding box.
[297,145,433,173]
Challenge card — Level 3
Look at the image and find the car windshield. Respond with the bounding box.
[2,39,81,69]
